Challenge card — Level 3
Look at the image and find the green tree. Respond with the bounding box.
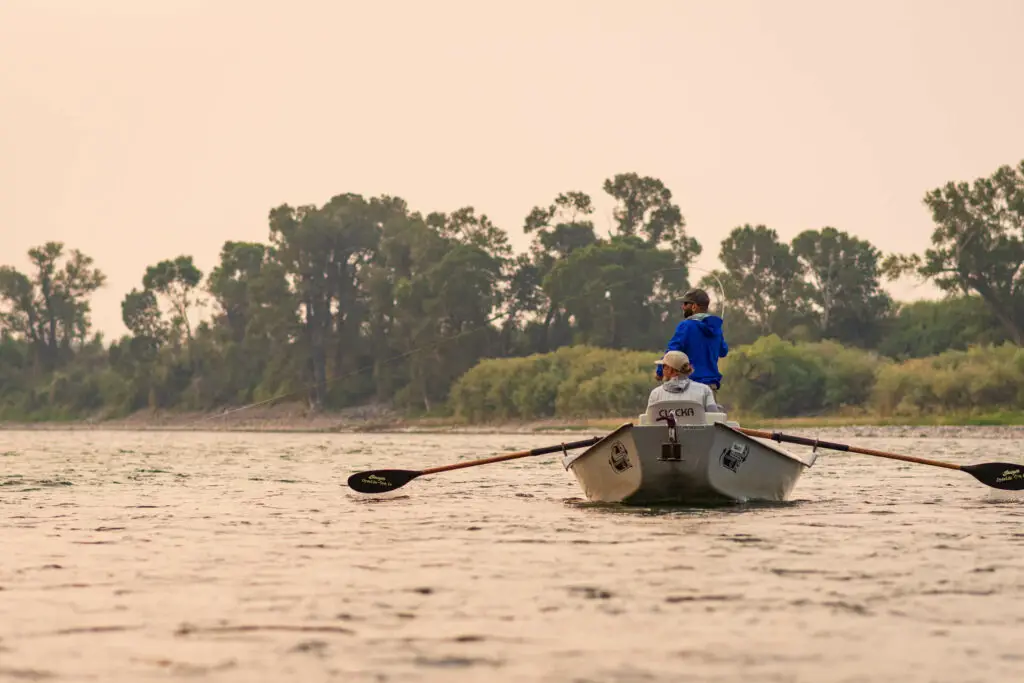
[500,253,545,355]
[603,172,700,300]
[708,225,809,337]
[121,288,164,343]
[207,241,269,342]
[369,207,508,411]
[515,176,701,354]
[113,287,166,413]
[268,194,386,409]
[791,227,892,346]
[142,255,204,344]
[603,173,691,250]
[524,191,599,257]
[544,236,677,349]
[200,240,300,405]
[0,242,106,368]
[886,160,1024,345]
[113,255,205,409]
[876,296,1009,359]
[0,333,30,415]
[518,191,600,352]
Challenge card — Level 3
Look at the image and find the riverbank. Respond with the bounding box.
[2,401,1024,439]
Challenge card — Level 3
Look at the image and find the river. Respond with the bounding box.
[1,429,1022,682]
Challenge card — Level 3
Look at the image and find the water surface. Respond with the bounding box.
[1,430,1022,682]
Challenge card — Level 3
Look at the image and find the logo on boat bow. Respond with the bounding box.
[609,440,632,473]
[720,442,750,473]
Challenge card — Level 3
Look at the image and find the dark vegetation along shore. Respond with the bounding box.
[2,161,1024,431]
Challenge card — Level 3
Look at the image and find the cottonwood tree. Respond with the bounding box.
[142,255,205,345]
[791,227,892,346]
[518,191,600,352]
[707,225,809,336]
[0,241,105,368]
[885,160,1024,345]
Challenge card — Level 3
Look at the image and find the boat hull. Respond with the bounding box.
[561,422,814,505]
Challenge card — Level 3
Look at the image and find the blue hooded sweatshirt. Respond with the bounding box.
[664,313,729,386]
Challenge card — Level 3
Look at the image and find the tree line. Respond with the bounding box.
[1,161,1022,421]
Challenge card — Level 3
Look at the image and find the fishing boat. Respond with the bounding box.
[560,400,818,505]
[348,397,1021,499]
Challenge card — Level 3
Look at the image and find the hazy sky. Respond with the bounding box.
[3,0,1023,338]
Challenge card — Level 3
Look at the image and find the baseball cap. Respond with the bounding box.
[681,288,710,307]
[655,350,690,371]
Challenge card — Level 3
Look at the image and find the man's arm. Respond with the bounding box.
[657,321,689,379]
[666,320,689,352]
[719,336,729,358]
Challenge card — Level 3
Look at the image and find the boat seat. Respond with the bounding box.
[643,400,706,426]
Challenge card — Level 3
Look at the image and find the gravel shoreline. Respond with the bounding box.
[2,403,1023,440]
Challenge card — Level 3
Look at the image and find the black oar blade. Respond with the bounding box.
[347,469,421,493]
[961,463,1024,490]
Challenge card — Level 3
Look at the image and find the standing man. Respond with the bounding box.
[660,288,729,393]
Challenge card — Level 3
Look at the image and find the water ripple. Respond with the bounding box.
[0,429,1021,682]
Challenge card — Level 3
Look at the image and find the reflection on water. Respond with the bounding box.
[0,428,1022,682]
[563,496,810,517]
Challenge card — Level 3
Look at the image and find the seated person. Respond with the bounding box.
[648,350,718,412]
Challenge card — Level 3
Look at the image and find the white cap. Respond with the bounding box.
[655,350,689,371]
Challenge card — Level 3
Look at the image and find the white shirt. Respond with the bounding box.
[647,377,716,411]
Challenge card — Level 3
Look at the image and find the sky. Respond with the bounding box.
[2,0,1023,339]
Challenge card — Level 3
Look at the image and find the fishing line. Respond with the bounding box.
[686,265,728,320]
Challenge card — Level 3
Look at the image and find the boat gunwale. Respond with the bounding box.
[717,422,817,468]
[561,421,817,470]
[560,422,634,470]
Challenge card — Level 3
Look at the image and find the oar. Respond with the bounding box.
[738,427,1024,491]
[347,436,602,494]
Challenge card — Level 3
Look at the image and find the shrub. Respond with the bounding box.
[448,345,656,421]
[871,344,1024,416]
[718,336,827,417]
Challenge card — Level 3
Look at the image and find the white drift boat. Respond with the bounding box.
[561,400,818,505]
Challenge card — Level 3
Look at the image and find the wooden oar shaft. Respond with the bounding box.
[420,437,601,476]
[738,427,962,472]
